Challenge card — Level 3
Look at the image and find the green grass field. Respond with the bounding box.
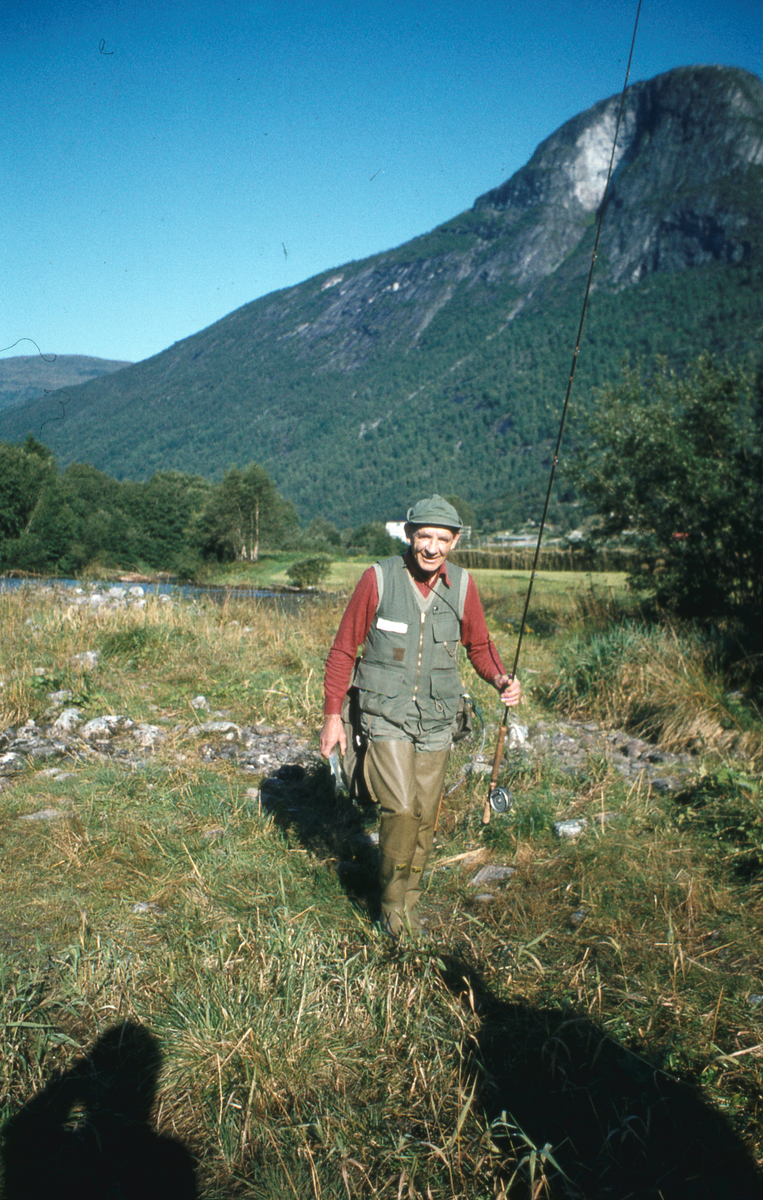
[0,576,761,1198]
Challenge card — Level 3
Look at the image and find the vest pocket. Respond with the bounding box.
[355,661,403,719]
[429,667,461,721]
[431,612,460,657]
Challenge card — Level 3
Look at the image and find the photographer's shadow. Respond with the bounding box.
[1,1021,197,1200]
[439,957,763,1200]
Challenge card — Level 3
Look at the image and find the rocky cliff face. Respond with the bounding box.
[477,65,763,287]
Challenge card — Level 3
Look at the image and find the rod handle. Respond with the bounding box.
[482,723,508,826]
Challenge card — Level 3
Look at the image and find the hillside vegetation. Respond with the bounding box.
[0,354,131,414]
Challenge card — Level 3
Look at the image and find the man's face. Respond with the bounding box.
[406,524,460,576]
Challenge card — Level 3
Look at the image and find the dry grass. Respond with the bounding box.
[546,616,763,766]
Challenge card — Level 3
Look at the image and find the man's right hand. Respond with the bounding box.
[319,714,346,759]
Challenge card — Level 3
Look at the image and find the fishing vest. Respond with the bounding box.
[354,555,469,729]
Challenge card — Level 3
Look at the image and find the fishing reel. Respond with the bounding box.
[488,786,514,814]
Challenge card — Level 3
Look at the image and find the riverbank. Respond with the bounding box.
[0,582,761,1197]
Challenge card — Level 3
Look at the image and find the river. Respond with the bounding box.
[0,576,321,608]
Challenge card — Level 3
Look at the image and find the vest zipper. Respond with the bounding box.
[412,610,426,699]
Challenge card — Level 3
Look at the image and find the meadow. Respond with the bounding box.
[0,569,761,1198]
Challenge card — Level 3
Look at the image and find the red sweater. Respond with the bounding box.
[323,556,507,715]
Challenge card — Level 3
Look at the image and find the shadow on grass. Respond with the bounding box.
[1,1021,198,1200]
[261,761,381,922]
[438,956,763,1200]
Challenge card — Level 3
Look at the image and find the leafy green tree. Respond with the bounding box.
[344,522,404,558]
[445,494,477,532]
[124,471,211,573]
[54,463,131,566]
[298,517,342,551]
[5,462,129,574]
[0,436,56,545]
[572,357,763,622]
[201,463,298,561]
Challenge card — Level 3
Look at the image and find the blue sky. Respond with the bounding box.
[4,0,762,363]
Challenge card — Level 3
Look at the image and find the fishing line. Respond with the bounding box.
[39,389,75,437]
[0,340,67,436]
[483,0,643,825]
[0,339,57,362]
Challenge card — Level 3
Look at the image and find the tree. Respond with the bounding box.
[124,471,211,573]
[344,522,404,558]
[0,436,56,544]
[572,357,763,622]
[299,517,342,551]
[445,494,476,533]
[201,463,298,562]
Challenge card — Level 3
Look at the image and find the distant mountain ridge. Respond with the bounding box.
[0,354,131,414]
[1,65,762,527]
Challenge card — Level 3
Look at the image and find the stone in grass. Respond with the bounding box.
[51,708,83,734]
[80,715,134,741]
[71,650,100,670]
[554,818,589,839]
[37,767,77,782]
[650,777,681,793]
[0,753,25,776]
[187,720,241,740]
[131,724,167,749]
[190,695,210,711]
[19,807,70,822]
[470,865,516,887]
[131,901,164,916]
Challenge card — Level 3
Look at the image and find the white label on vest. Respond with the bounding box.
[376,617,408,634]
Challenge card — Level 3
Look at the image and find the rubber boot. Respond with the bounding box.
[378,854,411,936]
[404,748,450,930]
[364,740,419,935]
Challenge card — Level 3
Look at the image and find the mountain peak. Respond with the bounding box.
[473,65,763,287]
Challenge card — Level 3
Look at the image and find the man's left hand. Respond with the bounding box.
[494,674,521,706]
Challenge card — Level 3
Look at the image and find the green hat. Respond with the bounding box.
[406,494,463,530]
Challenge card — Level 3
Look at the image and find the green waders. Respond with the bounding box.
[364,740,450,936]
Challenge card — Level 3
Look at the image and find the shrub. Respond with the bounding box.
[572,356,763,624]
[286,555,332,588]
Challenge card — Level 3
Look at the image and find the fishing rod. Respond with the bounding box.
[482,0,643,826]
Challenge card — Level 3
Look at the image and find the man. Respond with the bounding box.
[319,495,520,937]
